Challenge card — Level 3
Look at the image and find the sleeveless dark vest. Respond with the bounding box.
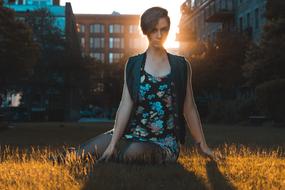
[126,52,189,144]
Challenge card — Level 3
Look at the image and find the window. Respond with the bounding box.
[227,0,233,10]
[109,53,124,64]
[129,38,140,48]
[218,0,222,10]
[80,37,85,48]
[32,0,52,6]
[90,37,105,48]
[224,0,228,9]
[90,24,105,33]
[7,0,16,4]
[109,37,124,49]
[255,8,259,29]
[247,12,251,28]
[90,53,105,62]
[239,16,243,32]
[79,24,85,33]
[212,32,216,41]
[109,24,124,33]
[129,25,139,33]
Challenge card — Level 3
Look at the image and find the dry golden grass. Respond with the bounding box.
[0,144,284,190]
[0,147,81,190]
[179,145,285,190]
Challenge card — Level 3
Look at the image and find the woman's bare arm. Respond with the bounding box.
[183,60,207,145]
[182,59,215,158]
[105,62,134,150]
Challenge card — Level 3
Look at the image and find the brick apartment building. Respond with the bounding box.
[76,13,147,64]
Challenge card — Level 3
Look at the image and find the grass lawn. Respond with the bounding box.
[0,122,284,190]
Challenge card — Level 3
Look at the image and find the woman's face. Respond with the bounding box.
[147,17,169,49]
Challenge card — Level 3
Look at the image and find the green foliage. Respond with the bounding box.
[255,79,285,123]
[266,0,285,20]
[81,58,124,110]
[242,1,285,125]
[0,5,39,92]
[243,1,285,86]
[25,8,65,68]
[191,32,248,98]
[206,96,257,124]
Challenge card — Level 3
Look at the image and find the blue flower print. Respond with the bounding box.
[142,113,149,118]
[147,94,155,100]
[136,106,144,114]
[149,137,158,142]
[166,116,174,129]
[134,127,148,137]
[157,91,165,98]
[154,119,163,128]
[124,134,133,139]
[151,101,165,116]
[149,119,164,133]
[140,83,151,97]
[151,101,162,112]
[159,84,168,91]
[141,118,147,124]
[147,74,159,83]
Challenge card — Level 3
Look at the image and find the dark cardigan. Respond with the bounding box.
[125,52,189,144]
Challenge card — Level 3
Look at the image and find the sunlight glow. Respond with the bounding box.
[61,0,185,49]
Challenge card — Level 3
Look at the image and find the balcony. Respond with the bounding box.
[205,0,234,22]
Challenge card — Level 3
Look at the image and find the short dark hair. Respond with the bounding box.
[140,7,170,36]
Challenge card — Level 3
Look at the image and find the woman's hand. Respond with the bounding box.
[196,142,218,161]
[97,144,116,163]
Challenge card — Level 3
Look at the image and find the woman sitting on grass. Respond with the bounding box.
[76,7,215,164]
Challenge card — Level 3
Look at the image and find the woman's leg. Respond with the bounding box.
[120,142,166,164]
[76,133,112,159]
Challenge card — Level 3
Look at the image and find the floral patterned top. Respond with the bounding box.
[122,61,179,161]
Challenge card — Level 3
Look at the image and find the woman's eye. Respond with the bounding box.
[151,29,158,33]
[161,28,168,33]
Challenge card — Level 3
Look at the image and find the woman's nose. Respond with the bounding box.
[157,30,162,38]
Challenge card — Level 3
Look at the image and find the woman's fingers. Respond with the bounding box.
[97,154,108,163]
[200,148,224,162]
[195,143,217,161]
[97,152,112,163]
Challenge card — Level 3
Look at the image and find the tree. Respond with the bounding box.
[81,57,124,111]
[190,32,248,99]
[0,4,39,95]
[24,8,66,82]
[243,0,285,86]
[23,8,86,121]
[242,1,285,122]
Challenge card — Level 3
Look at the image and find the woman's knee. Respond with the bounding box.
[78,133,112,157]
[121,142,164,163]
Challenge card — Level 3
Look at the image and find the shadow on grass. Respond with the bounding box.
[82,162,208,190]
[206,160,236,190]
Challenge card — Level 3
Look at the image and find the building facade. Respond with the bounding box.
[3,0,66,32]
[76,13,147,64]
[177,0,267,56]
[236,0,267,42]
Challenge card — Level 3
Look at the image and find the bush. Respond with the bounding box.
[206,96,257,124]
[255,79,285,123]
